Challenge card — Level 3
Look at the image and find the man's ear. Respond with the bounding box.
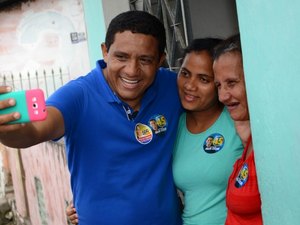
[158,53,166,67]
[101,43,108,62]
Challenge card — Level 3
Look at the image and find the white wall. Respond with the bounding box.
[102,0,130,28]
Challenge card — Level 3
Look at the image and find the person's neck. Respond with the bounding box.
[127,102,140,112]
[186,103,223,134]
[234,120,251,147]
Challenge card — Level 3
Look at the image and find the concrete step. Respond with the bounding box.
[0,197,13,224]
[5,185,14,195]
[0,197,10,213]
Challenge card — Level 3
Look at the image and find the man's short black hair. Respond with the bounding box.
[105,10,166,57]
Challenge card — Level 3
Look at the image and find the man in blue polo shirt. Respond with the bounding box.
[0,11,183,225]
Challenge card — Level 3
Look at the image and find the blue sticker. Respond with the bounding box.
[148,114,167,135]
[235,163,249,188]
[203,133,225,153]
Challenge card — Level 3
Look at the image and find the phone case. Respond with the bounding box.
[0,89,47,124]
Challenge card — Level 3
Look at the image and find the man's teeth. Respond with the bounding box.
[122,78,138,84]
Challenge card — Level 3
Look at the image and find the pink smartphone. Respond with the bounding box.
[0,89,47,124]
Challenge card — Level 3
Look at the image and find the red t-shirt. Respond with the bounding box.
[225,136,263,225]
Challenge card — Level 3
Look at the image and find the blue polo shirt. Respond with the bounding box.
[47,60,183,225]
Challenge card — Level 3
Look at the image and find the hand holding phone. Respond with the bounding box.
[0,89,47,124]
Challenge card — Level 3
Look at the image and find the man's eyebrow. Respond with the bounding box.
[179,66,190,73]
[139,55,156,60]
[113,51,128,55]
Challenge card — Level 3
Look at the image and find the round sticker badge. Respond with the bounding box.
[235,163,249,188]
[203,133,225,153]
[148,114,167,135]
[135,123,153,144]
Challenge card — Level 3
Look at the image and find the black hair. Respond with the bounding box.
[183,38,223,60]
[105,10,166,56]
[213,34,241,61]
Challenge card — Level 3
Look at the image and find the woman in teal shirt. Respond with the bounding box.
[173,38,243,225]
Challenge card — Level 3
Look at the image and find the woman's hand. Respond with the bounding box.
[66,202,78,225]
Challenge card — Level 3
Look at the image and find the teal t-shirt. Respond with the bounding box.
[173,108,243,225]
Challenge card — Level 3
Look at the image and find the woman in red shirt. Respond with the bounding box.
[213,34,263,225]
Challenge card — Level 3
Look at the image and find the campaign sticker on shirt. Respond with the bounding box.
[135,123,153,144]
[148,114,167,135]
[235,163,249,188]
[203,133,225,153]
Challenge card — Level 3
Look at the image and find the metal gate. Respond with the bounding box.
[129,0,189,71]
